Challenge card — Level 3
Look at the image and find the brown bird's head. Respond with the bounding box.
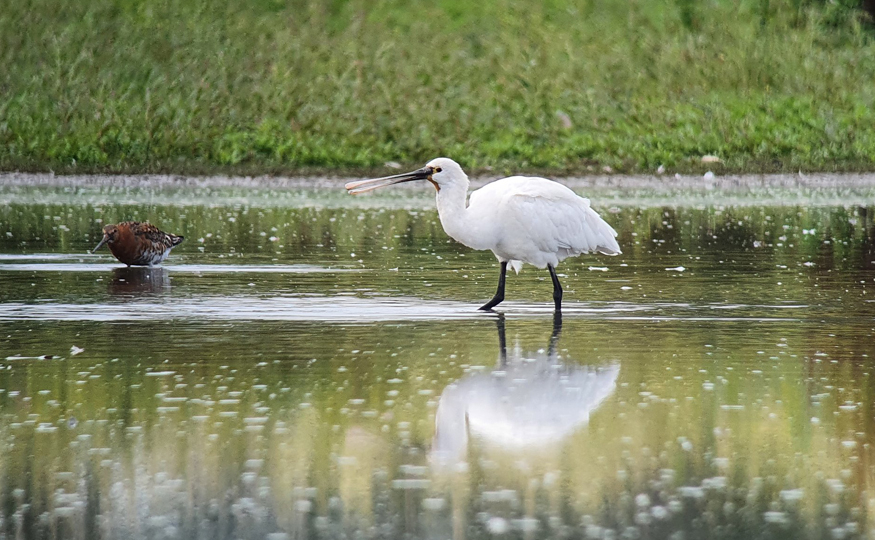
[91,224,120,253]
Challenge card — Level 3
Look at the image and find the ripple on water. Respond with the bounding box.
[0,259,360,274]
[0,295,812,323]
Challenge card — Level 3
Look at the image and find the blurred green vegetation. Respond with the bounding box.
[1,0,874,174]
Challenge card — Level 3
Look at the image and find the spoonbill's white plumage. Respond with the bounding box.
[430,314,620,468]
[345,157,621,310]
[432,360,620,465]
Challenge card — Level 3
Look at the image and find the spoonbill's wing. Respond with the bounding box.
[495,178,621,257]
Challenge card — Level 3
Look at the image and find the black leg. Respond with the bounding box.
[479,261,508,311]
[495,313,507,367]
[548,264,562,311]
[547,310,563,358]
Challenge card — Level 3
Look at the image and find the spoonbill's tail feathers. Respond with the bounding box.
[588,211,621,256]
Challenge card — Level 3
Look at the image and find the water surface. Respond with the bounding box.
[0,177,874,540]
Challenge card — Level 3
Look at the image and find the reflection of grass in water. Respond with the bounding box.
[0,319,872,538]
[1,202,872,320]
[1,0,874,174]
[0,197,873,536]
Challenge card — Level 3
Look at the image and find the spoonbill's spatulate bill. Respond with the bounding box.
[345,158,621,310]
[91,221,184,267]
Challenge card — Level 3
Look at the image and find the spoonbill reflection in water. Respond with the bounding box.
[345,158,621,311]
[430,313,620,467]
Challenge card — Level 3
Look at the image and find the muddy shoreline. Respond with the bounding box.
[4,171,875,191]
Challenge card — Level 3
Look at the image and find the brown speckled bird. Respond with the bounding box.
[92,221,184,266]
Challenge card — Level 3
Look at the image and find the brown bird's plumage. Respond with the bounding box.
[92,221,184,266]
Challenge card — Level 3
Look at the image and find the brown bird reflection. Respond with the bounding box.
[108,266,171,296]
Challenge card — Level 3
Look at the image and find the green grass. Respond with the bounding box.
[2,0,875,175]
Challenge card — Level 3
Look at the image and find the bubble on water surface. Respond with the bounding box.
[486,517,509,534]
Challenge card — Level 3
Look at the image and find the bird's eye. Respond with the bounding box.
[434,167,442,173]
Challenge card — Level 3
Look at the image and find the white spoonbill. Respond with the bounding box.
[345,158,621,311]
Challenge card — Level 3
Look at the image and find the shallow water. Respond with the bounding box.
[0,178,874,540]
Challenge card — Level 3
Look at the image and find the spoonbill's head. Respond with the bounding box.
[91,224,120,252]
[345,157,467,195]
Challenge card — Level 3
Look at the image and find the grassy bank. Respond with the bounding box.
[2,0,874,175]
